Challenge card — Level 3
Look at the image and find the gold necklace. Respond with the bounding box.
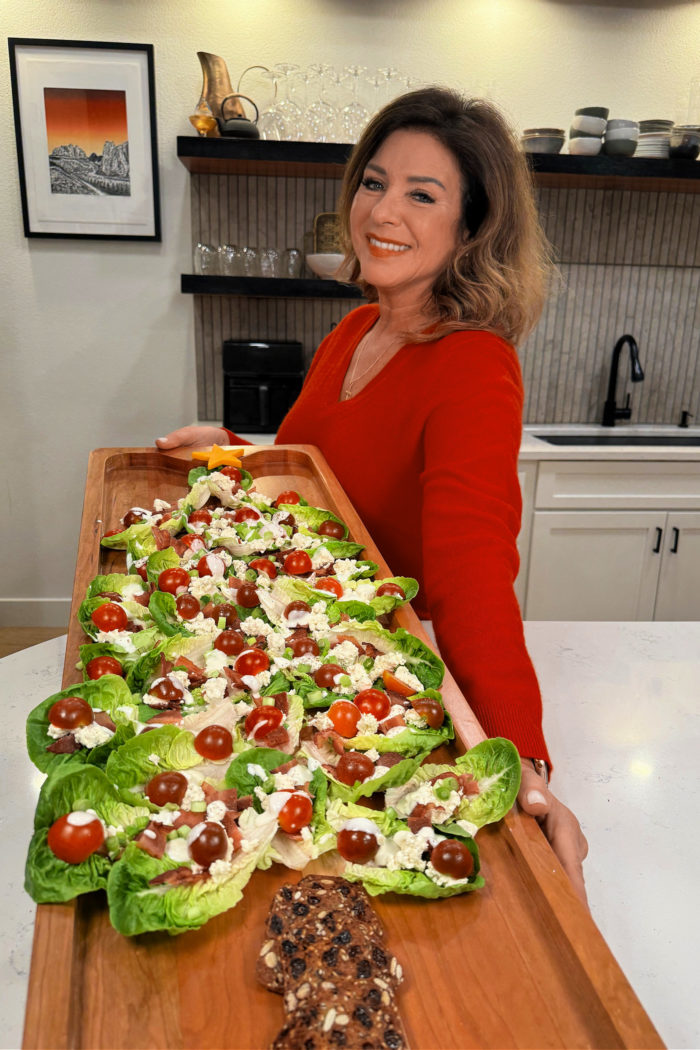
[342,333,396,400]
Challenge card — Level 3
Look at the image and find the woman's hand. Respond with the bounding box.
[155,426,230,451]
[518,761,589,906]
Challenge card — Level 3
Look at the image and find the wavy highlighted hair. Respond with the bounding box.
[337,87,551,345]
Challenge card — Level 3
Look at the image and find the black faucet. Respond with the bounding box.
[602,334,645,426]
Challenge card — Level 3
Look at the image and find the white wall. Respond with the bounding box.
[2,0,699,623]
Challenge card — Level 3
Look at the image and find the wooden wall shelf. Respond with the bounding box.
[177,136,700,192]
[181,274,363,299]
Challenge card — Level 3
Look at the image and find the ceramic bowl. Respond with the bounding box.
[306,253,345,280]
[568,135,602,156]
[604,126,639,142]
[669,125,700,159]
[602,138,637,157]
[571,114,607,136]
[521,129,565,153]
[575,106,609,120]
[606,119,639,132]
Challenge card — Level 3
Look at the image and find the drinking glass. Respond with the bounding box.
[218,244,241,276]
[282,248,303,278]
[259,247,282,278]
[339,65,370,143]
[306,64,341,142]
[258,69,285,141]
[273,63,305,141]
[194,242,219,275]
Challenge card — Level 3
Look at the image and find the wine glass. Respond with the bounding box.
[305,64,340,143]
[257,69,285,141]
[273,63,305,141]
[339,65,370,143]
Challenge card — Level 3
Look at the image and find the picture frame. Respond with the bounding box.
[8,38,161,241]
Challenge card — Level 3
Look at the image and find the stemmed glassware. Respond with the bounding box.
[339,65,370,143]
[257,68,285,141]
[272,63,305,141]
[305,64,340,143]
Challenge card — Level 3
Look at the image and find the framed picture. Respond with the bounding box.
[8,39,161,240]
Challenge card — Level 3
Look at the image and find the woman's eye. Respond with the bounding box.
[411,190,435,204]
[361,176,383,191]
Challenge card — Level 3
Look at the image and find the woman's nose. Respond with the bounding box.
[370,190,400,224]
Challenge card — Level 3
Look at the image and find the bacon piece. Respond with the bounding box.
[124,623,144,634]
[236,794,253,811]
[222,811,243,850]
[379,714,406,734]
[173,810,204,829]
[330,634,364,653]
[46,733,81,754]
[385,689,411,709]
[375,751,404,768]
[362,643,381,659]
[96,591,122,602]
[134,821,168,859]
[223,666,245,695]
[272,759,297,774]
[457,772,480,796]
[314,728,346,756]
[146,710,183,725]
[264,727,291,751]
[172,656,208,687]
[407,803,437,834]
[299,726,314,742]
[151,526,173,551]
[202,782,239,810]
[93,710,116,732]
[149,867,209,887]
[272,692,289,715]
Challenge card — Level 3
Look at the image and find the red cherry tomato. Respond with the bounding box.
[313,663,344,690]
[284,600,311,624]
[278,793,313,834]
[314,578,343,599]
[48,696,94,730]
[244,706,284,740]
[176,593,200,620]
[317,519,345,539]
[354,688,391,721]
[287,635,319,658]
[196,554,217,577]
[145,770,188,806]
[233,507,260,523]
[102,527,122,538]
[203,602,239,628]
[194,724,233,761]
[381,670,415,697]
[91,602,128,632]
[411,697,445,728]
[274,490,300,506]
[218,465,242,483]
[431,839,474,879]
[337,827,379,864]
[282,551,312,575]
[86,656,123,680]
[188,508,212,526]
[249,557,277,579]
[123,508,147,528]
[158,567,191,595]
[236,583,259,608]
[335,752,375,786]
[148,677,185,703]
[328,700,361,738]
[376,582,406,599]
[47,812,105,864]
[189,822,229,867]
[235,649,270,676]
[179,534,206,552]
[214,629,246,656]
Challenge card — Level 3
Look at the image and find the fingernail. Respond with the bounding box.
[527,790,547,806]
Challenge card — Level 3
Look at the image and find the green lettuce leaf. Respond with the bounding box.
[105,725,201,789]
[324,750,430,804]
[223,747,291,796]
[284,504,349,539]
[145,547,182,583]
[85,574,149,600]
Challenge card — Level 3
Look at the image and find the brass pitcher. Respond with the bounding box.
[195,51,246,126]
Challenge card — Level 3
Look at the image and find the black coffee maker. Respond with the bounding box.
[222,340,305,433]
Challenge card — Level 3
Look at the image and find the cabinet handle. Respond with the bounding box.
[670,527,680,554]
[652,527,663,553]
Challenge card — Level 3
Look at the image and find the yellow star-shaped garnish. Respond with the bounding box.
[190,444,243,469]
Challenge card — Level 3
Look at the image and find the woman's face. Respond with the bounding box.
[349,128,464,305]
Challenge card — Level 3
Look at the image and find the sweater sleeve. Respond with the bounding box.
[419,335,550,765]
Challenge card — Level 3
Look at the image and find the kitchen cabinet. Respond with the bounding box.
[514,461,537,609]
[522,460,700,621]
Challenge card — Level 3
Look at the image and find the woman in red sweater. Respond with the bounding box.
[158,88,588,902]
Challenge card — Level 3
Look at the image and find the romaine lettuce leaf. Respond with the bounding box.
[324,750,430,804]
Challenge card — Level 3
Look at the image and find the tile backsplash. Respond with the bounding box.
[190,175,699,426]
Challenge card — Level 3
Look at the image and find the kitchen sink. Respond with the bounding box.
[533,434,700,446]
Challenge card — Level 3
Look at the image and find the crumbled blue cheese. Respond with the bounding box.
[205,649,230,676]
[290,532,317,551]
[393,665,424,693]
[208,857,235,883]
[425,859,471,887]
[230,559,249,580]
[183,612,220,638]
[240,669,271,695]
[188,575,224,600]
[274,766,312,790]
[308,605,330,633]
[247,763,269,780]
[348,664,373,693]
[371,652,405,675]
[95,629,136,652]
[73,721,114,748]
[201,676,228,703]
[329,640,361,669]
[356,712,379,736]
[309,712,333,731]
[206,800,228,822]
[240,617,276,639]
[404,707,426,727]
[148,753,161,765]
[388,827,435,871]
[332,559,359,582]
[364,748,381,762]
[266,631,288,657]
[310,547,334,570]
[182,776,205,807]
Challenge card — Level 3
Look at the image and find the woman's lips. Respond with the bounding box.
[367,235,410,259]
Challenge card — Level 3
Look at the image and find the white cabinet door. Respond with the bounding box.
[654,512,700,620]
[514,460,537,611]
[525,510,665,620]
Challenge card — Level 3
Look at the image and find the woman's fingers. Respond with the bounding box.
[155,426,229,450]
[518,764,589,907]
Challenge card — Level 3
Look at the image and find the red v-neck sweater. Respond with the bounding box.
[226,304,549,764]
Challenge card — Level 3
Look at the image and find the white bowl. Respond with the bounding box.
[571,114,607,136]
[604,126,639,142]
[606,119,639,132]
[568,136,602,156]
[306,253,345,280]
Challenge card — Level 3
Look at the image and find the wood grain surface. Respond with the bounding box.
[23,445,664,1050]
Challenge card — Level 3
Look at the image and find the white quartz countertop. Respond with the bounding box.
[520,423,700,461]
[2,623,699,1050]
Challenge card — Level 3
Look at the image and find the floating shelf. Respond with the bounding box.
[177,136,700,192]
[181,274,363,299]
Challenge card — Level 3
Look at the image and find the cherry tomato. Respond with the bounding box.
[102,528,122,538]
[48,696,94,730]
[123,508,147,528]
[91,602,128,632]
[376,582,406,599]
[381,670,415,697]
[189,822,229,867]
[287,635,319,658]
[411,697,445,729]
[148,677,185,703]
[328,700,361,738]
[145,770,188,806]
[196,554,218,577]
[176,593,200,620]
[179,534,206,552]
[188,508,212,526]
[194,724,233,761]
[203,602,240,628]
[337,828,379,864]
[47,812,105,864]
[313,663,344,690]
[274,490,300,506]
[317,519,345,539]
[218,466,242,483]
[282,551,312,575]
[431,839,474,879]
[235,649,270,676]
[244,706,284,740]
[314,578,343,600]
[278,793,313,834]
[233,507,260,523]
[158,567,191,595]
[284,600,311,624]
[214,629,246,656]
[236,583,259,608]
[335,752,375,786]
[354,688,391,721]
[86,656,123,680]
[249,557,277,579]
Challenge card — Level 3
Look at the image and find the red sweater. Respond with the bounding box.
[226,305,549,764]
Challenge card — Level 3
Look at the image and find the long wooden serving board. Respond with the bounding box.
[23,445,663,1050]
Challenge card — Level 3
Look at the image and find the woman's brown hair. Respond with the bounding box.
[337,87,552,345]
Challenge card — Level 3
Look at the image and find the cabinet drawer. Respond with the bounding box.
[535,460,700,510]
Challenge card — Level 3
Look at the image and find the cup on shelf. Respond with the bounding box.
[240,246,260,276]
[602,120,639,157]
[194,242,220,275]
[282,248,304,278]
[218,244,242,276]
[259,247,282,278]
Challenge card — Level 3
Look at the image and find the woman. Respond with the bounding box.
[157,88,588,902]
